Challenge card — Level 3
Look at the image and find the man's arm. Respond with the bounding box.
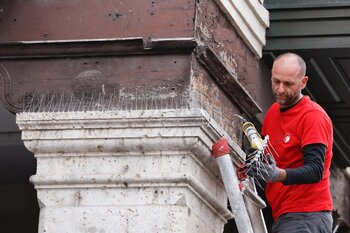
[281,143,326,185]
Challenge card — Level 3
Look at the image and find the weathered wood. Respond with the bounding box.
[265,0,350,9]
[265,5,350,50]
[268,19,350,37]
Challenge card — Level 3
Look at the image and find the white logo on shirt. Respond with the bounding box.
[284,133,290,143]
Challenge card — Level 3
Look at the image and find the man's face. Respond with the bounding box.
[271,58,308,108]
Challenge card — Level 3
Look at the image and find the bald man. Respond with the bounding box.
[249,53,333,233]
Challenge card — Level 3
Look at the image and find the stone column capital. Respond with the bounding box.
[17,108,253,233]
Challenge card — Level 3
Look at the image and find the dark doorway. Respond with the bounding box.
[0,105,39,233]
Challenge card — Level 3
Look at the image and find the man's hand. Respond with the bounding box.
[247,154,286,183]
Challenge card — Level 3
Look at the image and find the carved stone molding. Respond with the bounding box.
[0,64,22,112]
[16,108,265,233]
[72,69,108,98]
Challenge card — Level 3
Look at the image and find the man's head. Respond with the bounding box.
[271,53,308,109]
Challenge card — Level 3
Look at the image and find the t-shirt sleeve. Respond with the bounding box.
[261,104,276,137]
[300,110,331,148]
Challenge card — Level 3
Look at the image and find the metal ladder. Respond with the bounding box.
[212,138,268,233]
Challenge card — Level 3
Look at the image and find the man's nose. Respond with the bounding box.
[276,83,285,93]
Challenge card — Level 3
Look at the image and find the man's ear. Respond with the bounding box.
[301,76,308,89]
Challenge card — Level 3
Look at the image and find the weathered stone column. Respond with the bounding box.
[5,1,270,232]
[16,108,255,233]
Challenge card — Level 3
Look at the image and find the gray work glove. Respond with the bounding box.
[246,154,280,183]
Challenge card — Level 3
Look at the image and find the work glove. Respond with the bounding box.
[246,154,280,183]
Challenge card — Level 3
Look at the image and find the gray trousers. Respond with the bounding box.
[272,212,333,233]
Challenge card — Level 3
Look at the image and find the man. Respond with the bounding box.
[249,53,333,233]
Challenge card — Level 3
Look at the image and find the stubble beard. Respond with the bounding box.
[274,92,300,108]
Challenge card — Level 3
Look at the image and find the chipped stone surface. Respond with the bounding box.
[17,109,253,233]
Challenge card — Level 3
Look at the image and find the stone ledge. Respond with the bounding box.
[17,108,264,233]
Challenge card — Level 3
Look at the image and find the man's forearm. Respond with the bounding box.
[282,144,326,185]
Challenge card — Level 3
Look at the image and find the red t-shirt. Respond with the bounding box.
[262,96,333,220]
